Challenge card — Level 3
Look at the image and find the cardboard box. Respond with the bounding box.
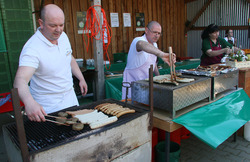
[226,60,250,68]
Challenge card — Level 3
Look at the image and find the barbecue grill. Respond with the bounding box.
[3,98,151,162]
[131,75,211,119]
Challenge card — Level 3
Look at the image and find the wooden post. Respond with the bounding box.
[91,0,105,100]
[11,88,30,162]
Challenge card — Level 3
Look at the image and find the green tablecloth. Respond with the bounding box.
[159,60,200,75]
[173,89,250,149]
[105,60,200,99]
[105,76,123,100]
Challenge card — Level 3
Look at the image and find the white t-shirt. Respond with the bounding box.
[224,37,235,44]
[19,28,78,113]
[125,34,158,69]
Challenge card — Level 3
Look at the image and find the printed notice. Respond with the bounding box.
[110,13,119,27]
[77,11,87,34]
[123,13,131,27]
[135,13,145,31]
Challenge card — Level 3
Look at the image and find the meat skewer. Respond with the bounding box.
[169,47,174,82]
[45,119,70,126]
[173,61,177,80]
[169,46,177,81]
[46,115,67,120]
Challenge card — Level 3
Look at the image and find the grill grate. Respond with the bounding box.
[4,99,148,154]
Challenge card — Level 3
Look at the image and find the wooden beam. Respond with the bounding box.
[185,0,213,32]
[184,0,198,3]
[189,26,249,31]
[92,0,105,100]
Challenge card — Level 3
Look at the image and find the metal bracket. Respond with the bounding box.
[122,82,131,107]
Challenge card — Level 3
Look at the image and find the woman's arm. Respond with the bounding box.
[206,48,232,57]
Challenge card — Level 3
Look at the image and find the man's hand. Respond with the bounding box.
[25,101,47,122]
[161,53,176,66]
[79,79,88,96]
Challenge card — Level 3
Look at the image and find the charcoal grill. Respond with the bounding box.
[3,98,151,162]
[131,75,211,119]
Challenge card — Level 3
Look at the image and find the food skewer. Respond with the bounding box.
[169,47,173,82]
[46,115,67,120]
[169,46,177,81]
[45,119,70,126]
[173,61,177,80]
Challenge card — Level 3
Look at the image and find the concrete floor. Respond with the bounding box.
[1,112,250,162]
[180,133,250,162]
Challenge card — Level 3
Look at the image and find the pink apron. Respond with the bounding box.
[200,40,223,66]
[122,54,157,100]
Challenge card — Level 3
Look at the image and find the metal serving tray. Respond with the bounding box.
[131,75,211,119]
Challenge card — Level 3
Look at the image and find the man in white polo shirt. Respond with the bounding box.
[14,4,88,122]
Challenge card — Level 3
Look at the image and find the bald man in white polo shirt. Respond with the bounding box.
[14,4,88,122]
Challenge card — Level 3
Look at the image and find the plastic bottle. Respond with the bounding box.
[244,121,250,141]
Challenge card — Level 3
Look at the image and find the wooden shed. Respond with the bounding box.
[32,0,250,61]
[33,0,188,61]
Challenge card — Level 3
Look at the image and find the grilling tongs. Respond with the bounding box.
[22,111,70,126]
[169,46,177,82]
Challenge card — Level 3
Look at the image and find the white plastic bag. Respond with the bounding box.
[244,121,250,141]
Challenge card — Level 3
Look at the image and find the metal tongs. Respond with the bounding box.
[45,115,70,126]
[22,111,69,126]
[169,46,177,82]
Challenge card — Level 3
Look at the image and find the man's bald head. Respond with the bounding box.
[38,4,65,44]
[147,21,161,30]
[40,4,64,22]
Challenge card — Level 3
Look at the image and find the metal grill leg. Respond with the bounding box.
[165,132,170,162]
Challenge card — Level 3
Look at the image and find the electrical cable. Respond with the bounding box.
[82,5,112,70]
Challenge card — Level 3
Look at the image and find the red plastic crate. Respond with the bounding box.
[152,127,158,162]
[0,92,24,113]
[158,127,191,145]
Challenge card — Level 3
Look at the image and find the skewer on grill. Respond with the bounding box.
[46,115,67,120]
[45,119,70,126]
[169,47,176,81]
[169,47,173,82]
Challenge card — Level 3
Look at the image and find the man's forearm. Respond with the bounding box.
[14,77,35,105]
[71,57,85,82]
[136,41,165,58]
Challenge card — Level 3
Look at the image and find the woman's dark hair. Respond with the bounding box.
[201,23,220,40]
[225,29,232,37]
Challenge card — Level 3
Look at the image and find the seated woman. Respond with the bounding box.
[224,29,237,46]
[200,24,241,66]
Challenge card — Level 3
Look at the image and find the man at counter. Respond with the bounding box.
[122,21,176,100]
[14,4,88,122]
[200,24,242,66]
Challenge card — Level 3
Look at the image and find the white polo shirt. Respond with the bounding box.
[19,28,77,113]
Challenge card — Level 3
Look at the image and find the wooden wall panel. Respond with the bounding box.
[33,0,187,61]
[63,0,76,57]
[127,0,134,52]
